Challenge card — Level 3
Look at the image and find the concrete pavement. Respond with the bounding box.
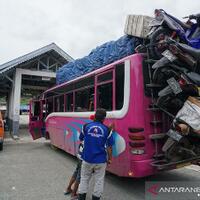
[1,129,200,200]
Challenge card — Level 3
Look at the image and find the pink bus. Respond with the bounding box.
[29,53,199,178]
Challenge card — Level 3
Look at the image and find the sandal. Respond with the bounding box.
[64,189,72,195]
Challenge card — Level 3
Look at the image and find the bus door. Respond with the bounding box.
[29,100,43,140]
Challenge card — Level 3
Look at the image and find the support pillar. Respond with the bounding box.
[8,84,14,133]
[7,68,56,137]
[12,69,22,137]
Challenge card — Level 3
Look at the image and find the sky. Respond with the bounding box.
[0,0,200,64]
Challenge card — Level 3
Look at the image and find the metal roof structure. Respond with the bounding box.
[0,43,73,97]
[0,43,73,75]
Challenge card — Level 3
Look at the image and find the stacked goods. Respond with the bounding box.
[56,35,141,84]
[135,9,200,164]
[56,14,155,85]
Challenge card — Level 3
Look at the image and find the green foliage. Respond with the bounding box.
[21,97,30,105]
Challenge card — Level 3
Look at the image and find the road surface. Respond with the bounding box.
[1,129,200,200]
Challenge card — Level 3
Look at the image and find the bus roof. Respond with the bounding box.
[43,53,141,97]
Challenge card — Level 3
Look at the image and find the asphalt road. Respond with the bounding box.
[1,129,200,200]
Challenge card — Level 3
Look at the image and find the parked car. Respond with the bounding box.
[0,111,4,151]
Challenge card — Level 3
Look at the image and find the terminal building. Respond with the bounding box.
[0,43,73,137]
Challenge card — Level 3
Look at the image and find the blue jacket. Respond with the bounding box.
[79,121,114,163]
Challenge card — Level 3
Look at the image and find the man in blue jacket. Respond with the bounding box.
[78,109,114,200]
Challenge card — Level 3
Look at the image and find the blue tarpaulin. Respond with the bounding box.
[56,35,141,84]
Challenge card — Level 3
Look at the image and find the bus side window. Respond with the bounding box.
[59,95,64,112]
[66,93,73,111]
[96,70,113,111]
[54,97,60,112]
[46,98,53,116]
[115,63,124,110]
[88,93,94,111]
[75,87,94,112]
[97,83,113,111]
[53,95,64,112]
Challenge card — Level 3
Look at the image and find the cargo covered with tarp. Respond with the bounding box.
[56,35,141,84]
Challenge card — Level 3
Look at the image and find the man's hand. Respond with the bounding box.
[107,146,112,165]
[108,122,115,131]
[107,159,112,165]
